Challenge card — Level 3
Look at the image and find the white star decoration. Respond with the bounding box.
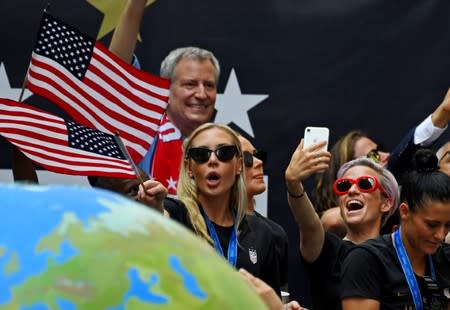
[215,68,268,137]
[166,176,177,191]
[0,62,33,101]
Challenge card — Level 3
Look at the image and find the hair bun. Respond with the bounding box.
[411,149,439,172]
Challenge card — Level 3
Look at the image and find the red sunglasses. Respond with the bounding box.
[333,175,388,197]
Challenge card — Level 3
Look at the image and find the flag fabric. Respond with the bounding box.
[0,98,136,178]
[151,115,183,194]
[25,12,170,163]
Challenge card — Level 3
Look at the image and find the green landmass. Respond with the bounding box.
[3,251,19,276]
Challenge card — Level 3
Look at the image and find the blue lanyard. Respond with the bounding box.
[392,228,436,310]
[202,208,238,267]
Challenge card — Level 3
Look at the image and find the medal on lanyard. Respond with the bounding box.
[202,209,238,267]
[392,228,436,310]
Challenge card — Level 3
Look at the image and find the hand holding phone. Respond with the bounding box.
[303,127,329,152]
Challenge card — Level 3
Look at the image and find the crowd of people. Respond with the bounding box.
[6,0,450,309]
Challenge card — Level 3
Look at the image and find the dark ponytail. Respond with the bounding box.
[400,149,450,212]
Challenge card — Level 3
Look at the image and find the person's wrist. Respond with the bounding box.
[284,170,296,183]
[286,182,305,199]
[287,188,305,199]
[432,104,450,128]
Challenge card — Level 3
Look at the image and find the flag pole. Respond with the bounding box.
[114,131,146,186]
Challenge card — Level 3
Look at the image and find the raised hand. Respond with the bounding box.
[138,179,167,213]
[284,139,328,263]
[285,139,331,183]
[431,87,450,128]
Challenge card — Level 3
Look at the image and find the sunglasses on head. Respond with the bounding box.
[366,149,381,163]
[186,145,239,164]
[333,175,388,197]
[243,150,267,168]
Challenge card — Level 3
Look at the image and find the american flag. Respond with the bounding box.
[25,12,170,163]
[0,98,136,178]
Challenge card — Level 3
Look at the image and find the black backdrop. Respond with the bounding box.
[1,1,450,306]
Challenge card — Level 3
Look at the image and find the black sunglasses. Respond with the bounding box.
[186,145,239,164]
[243,150,267,168]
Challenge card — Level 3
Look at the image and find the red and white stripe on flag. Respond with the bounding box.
[25,12,170,163]
[0,98,136,178]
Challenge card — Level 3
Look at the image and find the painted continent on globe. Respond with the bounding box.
[0,184,266,309]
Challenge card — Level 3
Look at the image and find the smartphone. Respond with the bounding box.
[303,127,329,151]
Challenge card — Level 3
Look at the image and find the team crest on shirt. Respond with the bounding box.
[249,247,257,264]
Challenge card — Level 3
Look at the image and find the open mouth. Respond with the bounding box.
[206,172,221,187]
[207,172,220,181]
[346,200,364,211]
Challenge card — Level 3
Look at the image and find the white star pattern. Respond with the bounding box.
[215,68,268,137]
[166,176,177,191]
[0,63,33,101]
[67,121,125,159]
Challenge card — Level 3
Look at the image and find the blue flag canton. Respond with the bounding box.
[34,13,95,80]
[66,121,126,160]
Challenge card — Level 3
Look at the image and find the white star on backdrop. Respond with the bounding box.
[166,176,177,191]
[0,62,33,101]
[215,68,268,137]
